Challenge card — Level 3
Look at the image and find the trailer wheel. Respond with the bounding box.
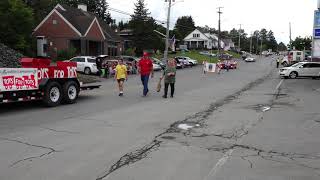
[63,81,79,104]
[43,81,62,107]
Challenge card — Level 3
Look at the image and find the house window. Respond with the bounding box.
[53,20,57,25]
[193,34,200,38]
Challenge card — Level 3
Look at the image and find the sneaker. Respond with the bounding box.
[162,95,167,98]
[119,92,123,96]
[170,95,174,98]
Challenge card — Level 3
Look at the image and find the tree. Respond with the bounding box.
[278,42,287,51]
[0,0,34,53]
[173,16,195,40]
[291,36,312,51]
[129,0,160,56]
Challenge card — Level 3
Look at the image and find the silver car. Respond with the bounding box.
[70,56,99,75]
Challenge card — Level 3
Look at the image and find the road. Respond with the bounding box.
[1,57,320,180]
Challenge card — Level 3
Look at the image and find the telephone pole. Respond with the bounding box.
[289,22,292,50]
[250,33,253,54]
[238,24,242,52]
[256,33,259,54]
[164,0,173,62]
[217,7,223,56]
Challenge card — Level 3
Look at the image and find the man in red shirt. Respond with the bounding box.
[138,52,154,96]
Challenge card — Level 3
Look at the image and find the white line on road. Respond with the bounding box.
[275,79,284,91]
[203,78,284,180]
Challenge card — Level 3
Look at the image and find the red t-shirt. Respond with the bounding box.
[138,58,153,76]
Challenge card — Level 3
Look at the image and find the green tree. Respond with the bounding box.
[129,0,160,56]
[278,42,287,51]
[0,0,34,53]
[173,16,195,40]
[291,36,312,51]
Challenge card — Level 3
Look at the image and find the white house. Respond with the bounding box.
[184,29,225,50]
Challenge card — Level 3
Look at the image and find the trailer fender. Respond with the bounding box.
[39,78,50,90]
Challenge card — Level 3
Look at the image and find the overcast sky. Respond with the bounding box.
[108,0,318,44]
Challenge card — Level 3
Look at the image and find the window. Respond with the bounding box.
[193,34,200,38]
[53,20,57,25]
[297,52,302,56]
[87,58,96,63]
[309,63,320,68]
[73,58,85,62]
[303,63,311,68]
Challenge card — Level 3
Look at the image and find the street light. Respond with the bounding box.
[164,0,175,62]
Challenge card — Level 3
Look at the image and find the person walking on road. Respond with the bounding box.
[115,59,128,97]
[162,58,176,98]
[276,58,281,68]
[138,52,154,96]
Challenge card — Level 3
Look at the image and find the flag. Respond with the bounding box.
[170,35,176,52]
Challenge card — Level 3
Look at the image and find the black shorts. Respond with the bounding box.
[117,78,125,83]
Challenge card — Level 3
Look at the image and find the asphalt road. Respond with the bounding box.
[1,56,320,180]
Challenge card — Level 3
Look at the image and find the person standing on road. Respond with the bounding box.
[225,60,230,72]
[115,59,128,97]
[138,52,154,96]
[162,58,176,98]
[276,57,281,68]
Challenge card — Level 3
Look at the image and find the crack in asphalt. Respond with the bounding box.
[96,72,273,180]
[208,143,320,172]
[96,140,161,180]
[0,137,59,167]
[192,127,249,140]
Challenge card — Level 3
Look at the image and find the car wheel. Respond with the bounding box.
[84,67,91,75]
[289,71,298,79]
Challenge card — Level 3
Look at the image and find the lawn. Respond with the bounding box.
[153,50,241,64]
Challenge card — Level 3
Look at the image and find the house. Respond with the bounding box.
[33,4,123,59]
[118,29,133,50]
[183,29,226,50]
[222,39,235,51]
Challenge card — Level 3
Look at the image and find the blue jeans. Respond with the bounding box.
[141,75,150,96]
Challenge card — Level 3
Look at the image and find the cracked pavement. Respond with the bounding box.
[1,56,320,180]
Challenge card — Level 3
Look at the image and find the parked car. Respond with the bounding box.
[176,56,198,66]
[175,56,191,67]
[151,57,166,70]
[218,60,238,69]
[69,56,98,75]
[218,53,233,60]
[245,57,256,62]
[174,58,184,69]
[119,56,140,62]
[200,51,216,57]
[153,63,162,71]
[279,62,320,79]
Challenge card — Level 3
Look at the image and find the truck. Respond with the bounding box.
[281,50,305,66]
[0,57,100,107]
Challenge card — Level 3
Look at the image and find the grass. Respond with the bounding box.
[153,50,241,63]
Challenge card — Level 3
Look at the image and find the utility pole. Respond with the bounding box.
[164,0,173,62]
[217,7,223,56]
[260,38,263,56]
[250,33,253,54]
[256,33,259,54]
[289,22,292,50]
[238,24,242,52]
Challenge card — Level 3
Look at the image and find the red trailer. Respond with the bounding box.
[0,58,100,107]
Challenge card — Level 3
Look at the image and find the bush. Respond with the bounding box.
[57,48,77,61]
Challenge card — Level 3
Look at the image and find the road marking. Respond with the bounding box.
[203,148,235,180]
[203,78,284,180]
[275,79,284,91]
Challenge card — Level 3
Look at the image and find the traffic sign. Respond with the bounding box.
[315,29,320,38]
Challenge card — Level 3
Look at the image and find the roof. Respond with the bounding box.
[53,4,122,42]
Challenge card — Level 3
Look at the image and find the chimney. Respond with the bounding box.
[78,4,87,12]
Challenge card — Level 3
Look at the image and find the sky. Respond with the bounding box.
[108,0,318,44]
